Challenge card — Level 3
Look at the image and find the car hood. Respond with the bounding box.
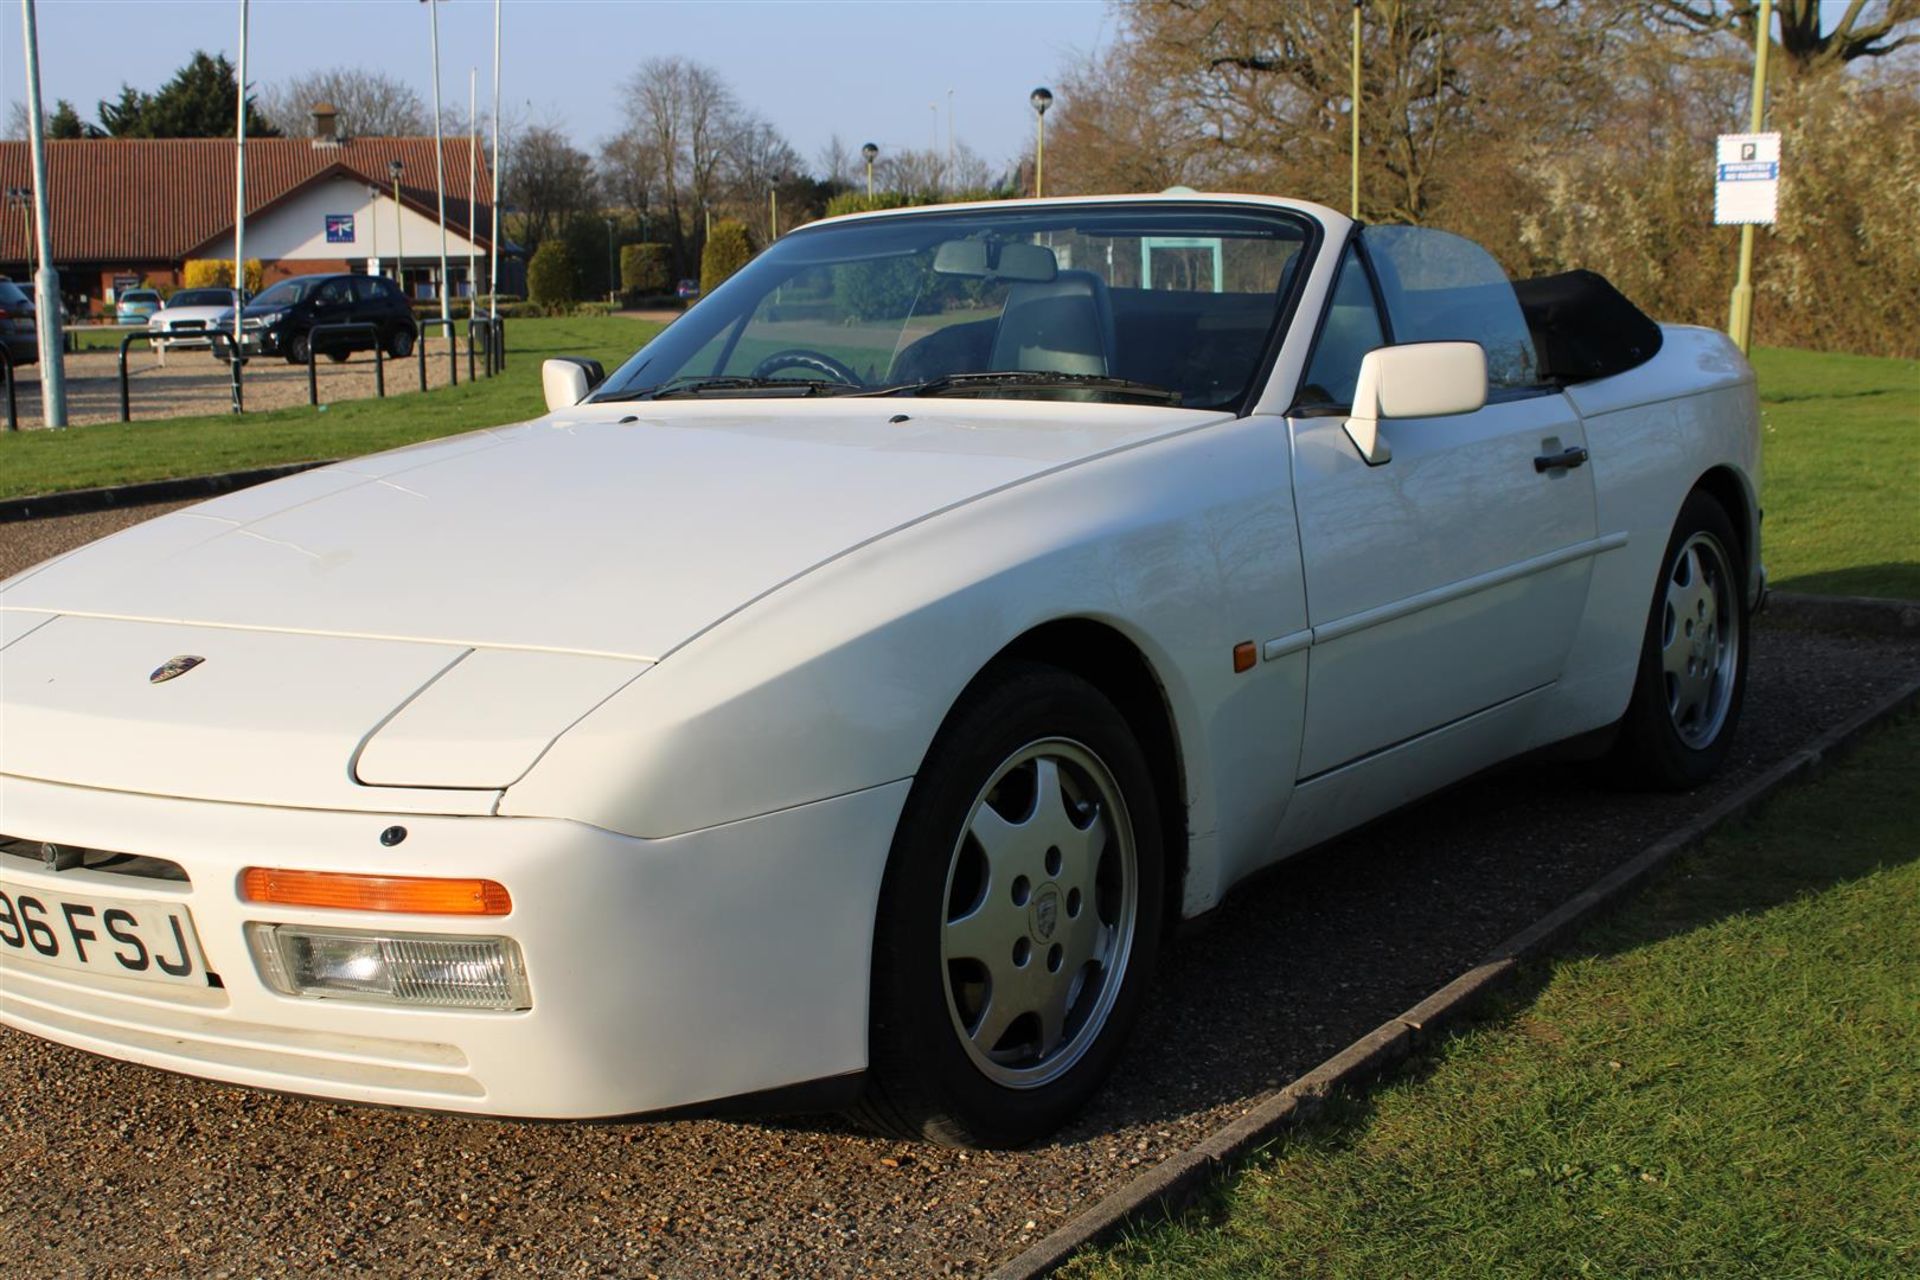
[153,305,230,322]
[0,398,1229,662]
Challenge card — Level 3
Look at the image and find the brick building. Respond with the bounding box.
[0,113,508,316]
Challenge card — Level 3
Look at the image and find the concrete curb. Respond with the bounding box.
[989,667,1920,1280]
[1764,590,1920,638]
[0,460,337,524]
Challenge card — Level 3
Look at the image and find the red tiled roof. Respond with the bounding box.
[0,136,495,265]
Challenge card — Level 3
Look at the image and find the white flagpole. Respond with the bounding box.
[19,0,66,425]
[489,0,501,319]
[233,0,248,345]
[467,66,477,315]
[427,0,450,327]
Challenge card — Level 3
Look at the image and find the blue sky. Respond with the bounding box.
[3,0,1113,170]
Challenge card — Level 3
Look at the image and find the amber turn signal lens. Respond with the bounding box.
[1232,641,1257,673]
[240,868,512,916]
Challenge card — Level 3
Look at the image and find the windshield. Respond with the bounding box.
[594,203,1312,411]
[171,288,234,308]
[252,280,313,308]
[123,290,158,303]
[0,281,30,306]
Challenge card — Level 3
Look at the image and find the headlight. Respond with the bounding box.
[147,316,163,330]
[245,923,531,1011]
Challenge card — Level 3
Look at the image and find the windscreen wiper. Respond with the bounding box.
[879,371,1183,406]
[598,375,863,402]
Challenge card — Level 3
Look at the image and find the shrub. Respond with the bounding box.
[700,219,754,295]
[822,189,1006,220]
[181,258,264,294]
[824,190,918,219]
[620,242,670,295]
[526,239,580,310]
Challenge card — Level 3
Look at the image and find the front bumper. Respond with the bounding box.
[0,772,908,1119]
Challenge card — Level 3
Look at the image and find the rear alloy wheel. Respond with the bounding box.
[857,662,1163,1147]
[1612,490,1748,788]
[387,328,416,359]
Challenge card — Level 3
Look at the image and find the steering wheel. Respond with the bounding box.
[749,348,864,386]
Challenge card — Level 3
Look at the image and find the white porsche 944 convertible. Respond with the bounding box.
[0,195,1759,1146]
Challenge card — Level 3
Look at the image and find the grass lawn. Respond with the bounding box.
[1749,347,1919,600]
[0,315,661,497]
[1064,713,1920,1279]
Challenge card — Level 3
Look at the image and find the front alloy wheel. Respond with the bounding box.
[941,740,1139,1090]
[858,662,1163,1147]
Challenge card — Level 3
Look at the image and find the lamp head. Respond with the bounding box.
[1030,87,1054,116]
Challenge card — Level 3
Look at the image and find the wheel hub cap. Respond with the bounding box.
[940,739,1139,1089]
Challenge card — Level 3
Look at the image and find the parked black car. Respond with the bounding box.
[215,273,418,364]
[0,278,43,366]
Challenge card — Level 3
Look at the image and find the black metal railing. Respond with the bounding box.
[117,331,168,423]
[471,314,505,375]
[416,318,460,391]
[304,323,385,406]
[206,329,248,415]
[0,343,16,431]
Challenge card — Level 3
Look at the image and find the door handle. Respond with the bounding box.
[1534,444,1589,473]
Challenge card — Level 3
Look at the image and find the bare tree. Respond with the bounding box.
[508,123,599,253]
[1645,0,1920,73]
[260,68,430,137]
[604,57,806,270]
[815,133,858,188]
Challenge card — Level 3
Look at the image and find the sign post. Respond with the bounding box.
[1721,0,1775,355]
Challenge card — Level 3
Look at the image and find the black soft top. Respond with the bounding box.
[1512,269,1663,385]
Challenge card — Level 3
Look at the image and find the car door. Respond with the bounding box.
[309,277,355,346]
[1287,227,1601,780]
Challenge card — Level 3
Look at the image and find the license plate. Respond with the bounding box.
[0,878,207,986]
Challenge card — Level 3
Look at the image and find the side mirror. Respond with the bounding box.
[1343,341,1487,466]
[542,356,606,411]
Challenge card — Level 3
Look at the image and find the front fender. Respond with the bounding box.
[502,418,1311,913]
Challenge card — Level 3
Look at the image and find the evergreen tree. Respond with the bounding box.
[47,100,93,140]
[98,52,279,139]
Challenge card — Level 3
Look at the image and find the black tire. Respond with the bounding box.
[325,349,351,364]
[854,661,1164,1147]
[286,332,312,365]
[1610,490,1749,789]
[387,327,415,359]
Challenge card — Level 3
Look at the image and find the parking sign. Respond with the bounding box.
[1714,133,1781,225]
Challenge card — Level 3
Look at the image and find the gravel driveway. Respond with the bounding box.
[4,502,1916,1278]
[3,337,472,428]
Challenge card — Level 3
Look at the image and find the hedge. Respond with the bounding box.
[527,239,580,308]
[181,258,264,294]
[700,220,754,295]
[620,242,670,295]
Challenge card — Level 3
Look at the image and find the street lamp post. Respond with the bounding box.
[768,175,781,242]
[862,142,878,200]
[1727,0,1775,353]
[1030,87,1053,198]
[1351,0,1362,219]
[389,158,406,295]
[20,0,68,425]
[605,216,615,302]
[426,0,450,325]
